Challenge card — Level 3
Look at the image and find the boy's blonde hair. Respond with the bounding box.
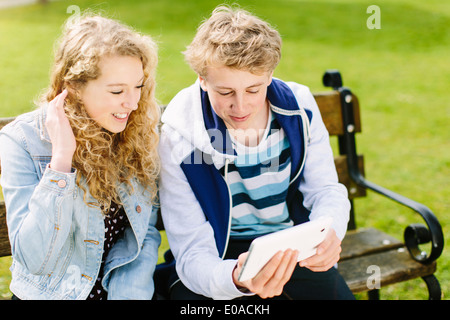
[184,5,282,76]
[41,14,160,212]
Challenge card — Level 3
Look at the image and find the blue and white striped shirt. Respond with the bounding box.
[226,108,294,238]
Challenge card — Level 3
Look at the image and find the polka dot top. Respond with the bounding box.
[87,202,129,300]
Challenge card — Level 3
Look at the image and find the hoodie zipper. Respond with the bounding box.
[221,158,233,259]
[288,107,311,186]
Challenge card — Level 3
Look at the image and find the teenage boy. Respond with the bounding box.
[159,6,354,300]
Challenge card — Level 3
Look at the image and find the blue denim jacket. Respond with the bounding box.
[0,107,161,300]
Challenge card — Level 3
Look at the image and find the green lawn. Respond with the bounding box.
[0,0,448,300]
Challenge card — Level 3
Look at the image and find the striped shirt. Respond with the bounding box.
[226,108,294,239]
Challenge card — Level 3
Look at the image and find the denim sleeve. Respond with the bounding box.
[0,131,77,275]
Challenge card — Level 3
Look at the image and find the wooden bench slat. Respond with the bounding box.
[0,201,11,257]
[339,247,436,293]
[0,117,15,131]
[313,92,361,136]
[0,117,14,174]
[334,154,366,199]
[341,228,403,261]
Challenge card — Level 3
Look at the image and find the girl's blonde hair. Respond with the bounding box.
[184,5,282,76]
[41,14,160,212]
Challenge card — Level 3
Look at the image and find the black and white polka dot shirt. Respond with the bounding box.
[87,202,129,300]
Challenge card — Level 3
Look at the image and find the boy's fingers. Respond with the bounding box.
[255,250,297,298]
[252,251,283,286]
[274,250,297,285]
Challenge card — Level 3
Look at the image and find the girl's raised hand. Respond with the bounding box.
[45,89,76,173]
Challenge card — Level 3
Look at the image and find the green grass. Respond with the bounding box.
[0,0,449,300]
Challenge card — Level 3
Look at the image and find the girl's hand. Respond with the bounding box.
[45,89,76,173]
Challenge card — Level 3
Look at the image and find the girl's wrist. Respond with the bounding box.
[50,153,73,173]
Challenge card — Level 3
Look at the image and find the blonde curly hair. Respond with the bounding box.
[184,5,282,76]
[41,14,160,213]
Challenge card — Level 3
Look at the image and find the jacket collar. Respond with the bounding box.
[38,104,52,144]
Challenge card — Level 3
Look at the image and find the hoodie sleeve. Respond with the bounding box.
[158,125,249,300]
[289,83,350,240]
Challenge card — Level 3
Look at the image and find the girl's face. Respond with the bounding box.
[78,55,144,133]
[199,66,273,132]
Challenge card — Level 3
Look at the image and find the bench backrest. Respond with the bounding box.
[0,76,365,257]
[0,118,11,256]
[313,91,365,199]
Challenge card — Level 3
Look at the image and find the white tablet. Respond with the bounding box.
[238,217,333,282]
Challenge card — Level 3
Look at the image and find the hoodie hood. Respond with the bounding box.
[161,79,235,170]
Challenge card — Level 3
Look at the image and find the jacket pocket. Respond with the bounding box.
[35,157,51,180]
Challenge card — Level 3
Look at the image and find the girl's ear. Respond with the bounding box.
[64,81,82,100]
[64,81,74,95]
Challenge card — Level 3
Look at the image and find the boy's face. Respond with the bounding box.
[199,66,273,132]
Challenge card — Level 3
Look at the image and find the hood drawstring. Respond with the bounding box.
[224,158,231,183]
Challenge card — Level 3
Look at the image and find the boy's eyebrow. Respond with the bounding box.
[215,82,265,90]
[107,75,145,87]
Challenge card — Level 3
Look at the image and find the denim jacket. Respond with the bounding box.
[0,107,161,300]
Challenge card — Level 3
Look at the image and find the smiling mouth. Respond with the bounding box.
[230,115,249,122]
[112,113,128,119]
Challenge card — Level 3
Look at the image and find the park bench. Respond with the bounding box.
[0,70,444,300]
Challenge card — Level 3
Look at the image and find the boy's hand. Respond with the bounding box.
[299,228,341,272]
[233,249,298,299]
